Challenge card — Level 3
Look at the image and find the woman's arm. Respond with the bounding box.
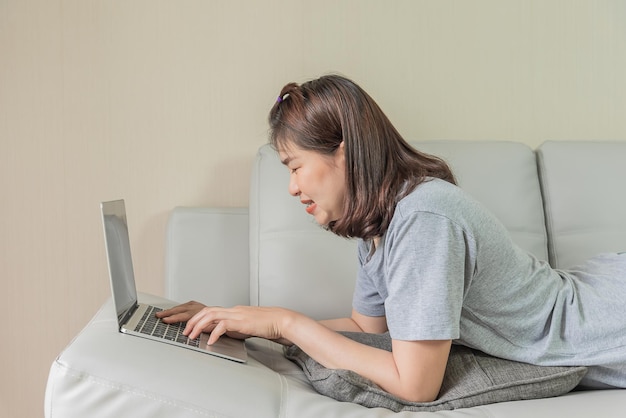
[319,309,388,333]
[285,311,450,403]
[158,304,387,342]
[182,305,450,403]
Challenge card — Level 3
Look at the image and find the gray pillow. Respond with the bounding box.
[284,332,587,412]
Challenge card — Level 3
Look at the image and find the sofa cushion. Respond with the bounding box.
[285,332,587,412]
[537,141,626,268]
[414,141,548,261]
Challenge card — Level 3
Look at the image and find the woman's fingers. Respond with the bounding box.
[156,301,207,323]
[207,320,229,345]
[183,306,280,342]
[180,305,291,343]
[157,304,276,343]
[184,307,225,339]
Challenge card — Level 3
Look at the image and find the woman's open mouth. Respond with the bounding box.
[305,202,317,214]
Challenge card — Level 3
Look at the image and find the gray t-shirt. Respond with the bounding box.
[353,178,626,381]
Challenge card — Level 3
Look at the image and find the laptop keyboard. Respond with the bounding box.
[134,306,200,348]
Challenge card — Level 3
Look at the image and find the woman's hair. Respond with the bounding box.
[268,74,456,240]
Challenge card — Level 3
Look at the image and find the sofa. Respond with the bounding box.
[45,140,626,417]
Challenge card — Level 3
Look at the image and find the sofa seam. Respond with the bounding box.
[277,372,289,418]
[536,145,558,267]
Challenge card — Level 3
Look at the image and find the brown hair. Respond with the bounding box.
[268,74,456,240]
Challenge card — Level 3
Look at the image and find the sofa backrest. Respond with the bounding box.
[537,141,626,268]
[249,145,358,319]
[249,141,548,320]
[166,207,250,307]
[414,141,548,260]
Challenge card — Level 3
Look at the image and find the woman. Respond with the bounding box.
[158,74,626,402]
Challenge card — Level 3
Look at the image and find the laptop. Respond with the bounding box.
[100,199,247,363]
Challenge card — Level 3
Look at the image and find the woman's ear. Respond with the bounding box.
[335,141,346,164]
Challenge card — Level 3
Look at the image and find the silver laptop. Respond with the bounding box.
[101,199,247,363]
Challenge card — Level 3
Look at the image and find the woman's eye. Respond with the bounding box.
[290,167,299,174]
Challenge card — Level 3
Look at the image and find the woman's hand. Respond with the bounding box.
[157,302,295,345]
[184,305,295,345]
[156,301,207,324]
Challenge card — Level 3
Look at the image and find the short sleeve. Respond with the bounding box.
[353,240,386,317]
[383,211,475,341]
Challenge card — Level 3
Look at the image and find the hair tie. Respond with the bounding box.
[277,95,283,103]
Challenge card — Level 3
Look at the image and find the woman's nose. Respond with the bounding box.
[288,175,300,196]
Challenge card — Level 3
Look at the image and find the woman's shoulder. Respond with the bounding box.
[392,178,507,243]
[396,178,473,215]
[392,178,498,235]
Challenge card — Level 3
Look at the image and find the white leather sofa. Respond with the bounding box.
[45,140,626,417]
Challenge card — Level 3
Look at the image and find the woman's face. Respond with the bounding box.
[278,142,346,226]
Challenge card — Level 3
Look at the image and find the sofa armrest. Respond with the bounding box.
[165,207,249,307]
[45,294,285,418]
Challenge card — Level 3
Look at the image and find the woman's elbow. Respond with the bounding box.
[399,390,439,404]
[391,382,441,403]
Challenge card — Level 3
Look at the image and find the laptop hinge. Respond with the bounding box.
[119,303,139,327]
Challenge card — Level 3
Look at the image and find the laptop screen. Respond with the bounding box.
[101,200,139,326]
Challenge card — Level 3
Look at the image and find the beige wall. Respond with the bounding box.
[1,1,625,416]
